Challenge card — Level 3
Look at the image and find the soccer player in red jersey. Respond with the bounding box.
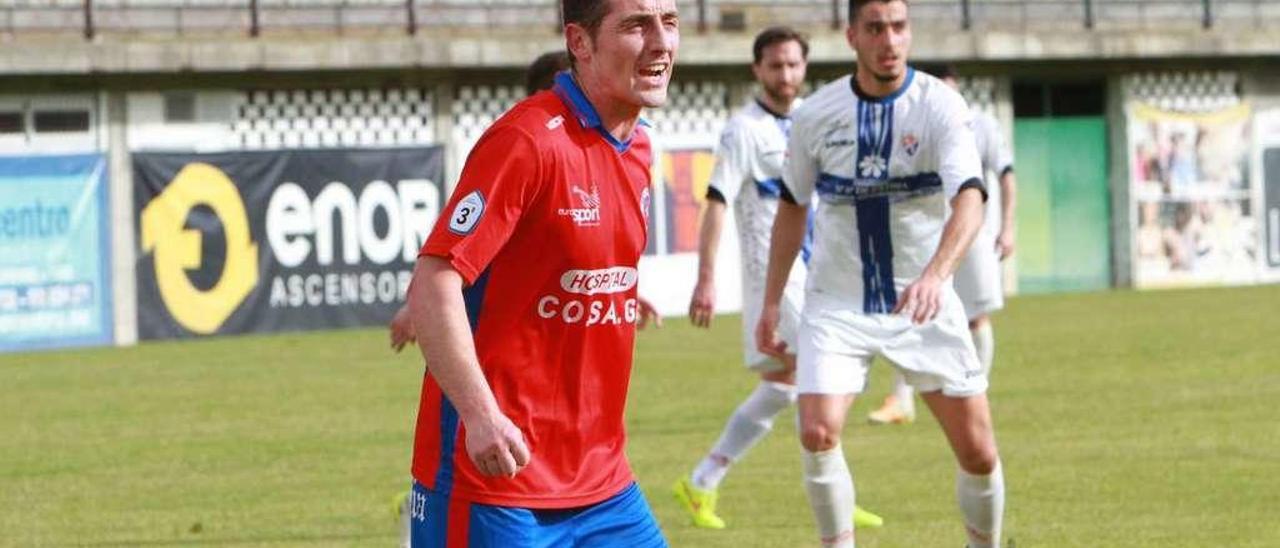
[403,1,679,546]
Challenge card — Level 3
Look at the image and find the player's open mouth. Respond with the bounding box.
[639,63,669,79]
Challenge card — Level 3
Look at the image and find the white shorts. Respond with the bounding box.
[796,289,986,397]
[954,229,1004,320]
[741,280,805,373]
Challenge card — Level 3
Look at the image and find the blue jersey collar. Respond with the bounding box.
[552,70,646,153]
[851,67,915,104]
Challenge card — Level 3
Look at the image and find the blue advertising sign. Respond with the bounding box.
[0,154,113,352]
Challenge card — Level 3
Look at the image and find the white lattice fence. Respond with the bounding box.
[648,80,732,147]
[450,84,523,161]
[958,76,998,117]
[233,88,435,150]
[1123,71,1240,112]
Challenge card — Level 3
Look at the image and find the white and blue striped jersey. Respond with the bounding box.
[783,69,985,314]
[972,110,1014,238]
[707,98,808,294]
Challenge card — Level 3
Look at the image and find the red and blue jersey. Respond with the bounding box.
[413,71,653,509]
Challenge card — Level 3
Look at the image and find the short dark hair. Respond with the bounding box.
[562,0,612,65]
[916,63,957,80]
[752,26,809,65]
[525,51,571,96]
[849,0,907,22]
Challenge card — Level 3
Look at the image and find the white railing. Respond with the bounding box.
[0,1,1271,38]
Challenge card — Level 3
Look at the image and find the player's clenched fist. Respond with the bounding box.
[465,413,531,478]
[754,303,788,358]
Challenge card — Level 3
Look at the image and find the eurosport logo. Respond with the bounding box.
[558,183,601,227]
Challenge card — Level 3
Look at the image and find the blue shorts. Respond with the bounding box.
[408,481,667,548]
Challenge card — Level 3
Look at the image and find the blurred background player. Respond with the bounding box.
[756,0,1005,546]
[403,0,678,545]
[674,26,882,532]
[868,63,1018,425]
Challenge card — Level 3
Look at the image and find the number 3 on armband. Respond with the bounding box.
[449,190,486,235]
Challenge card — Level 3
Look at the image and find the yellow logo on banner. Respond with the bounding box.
[141,163,258,334]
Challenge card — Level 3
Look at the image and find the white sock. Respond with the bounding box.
[891,372,915,415]
[691,381,796,490]
[956,460,1004,548]
[972,322,995,376]
[399,490,412,548]
[802,445,856,548]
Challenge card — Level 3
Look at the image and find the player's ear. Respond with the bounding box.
[565,23,594,67]
[844,24,858,51]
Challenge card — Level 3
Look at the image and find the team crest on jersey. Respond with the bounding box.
[640,187,651,219]
[902,133,920,156]
[558,183,602,227]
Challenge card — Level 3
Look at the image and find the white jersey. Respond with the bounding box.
[784,70,984,314]
[708,98,808,296]
[971,110,1013,236]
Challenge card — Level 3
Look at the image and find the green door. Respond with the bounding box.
[1014,117,1111,293]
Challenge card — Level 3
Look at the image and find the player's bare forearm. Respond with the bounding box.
[689,201,726,327]
[923,187,985,281]
[409,256,502,425]
[996,171,1017,259]
[999,171,1017,235]
[763,200,808,306]
[696,201,726,284]
[896,188,983,323]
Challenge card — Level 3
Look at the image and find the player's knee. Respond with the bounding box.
[799,422,840,452]
[955,445,999,475]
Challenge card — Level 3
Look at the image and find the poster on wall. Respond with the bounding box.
[659,148,716,255]
[0,154,113,353]
[1128,103,1257,288]
[132,147,444,340]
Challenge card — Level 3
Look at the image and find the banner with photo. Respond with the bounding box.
[0,154,113,353]
[132,147,444,340]
[1128,103,1258,288]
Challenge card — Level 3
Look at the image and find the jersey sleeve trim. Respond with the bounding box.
[419,245,485,286]
[705,186,727,204]
[958,177,988,203]
[779,181,799,204]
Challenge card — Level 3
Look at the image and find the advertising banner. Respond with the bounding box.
[1128,103,1257,288]
[132,148,444,339]
[0,154,113,352]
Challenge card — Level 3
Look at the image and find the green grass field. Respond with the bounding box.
[4,285,1280,547]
